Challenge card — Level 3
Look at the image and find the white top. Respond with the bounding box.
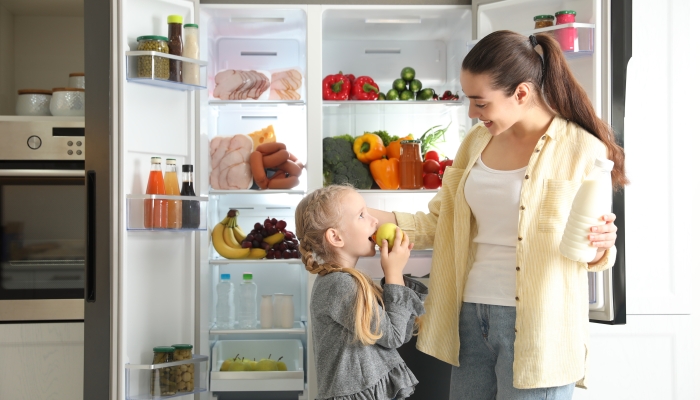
[463,156,526,307]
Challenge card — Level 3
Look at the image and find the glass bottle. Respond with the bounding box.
[399,140,423,190]
[165,159,182,229]
[167,15,183,82]
[238,273,257,329]
[144,157,167,229]
[180,164,200,229]
[182,24,200,85]
[555,10,577,52]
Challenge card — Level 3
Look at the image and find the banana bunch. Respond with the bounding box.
[212,210,266,259]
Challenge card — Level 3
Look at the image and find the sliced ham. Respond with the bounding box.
[213,70,270,100]
[271,69,302,91]
[209,134,254,190]
[269,89,301,101]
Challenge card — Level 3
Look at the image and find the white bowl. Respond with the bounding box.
[16,90,52,116]
[68,73,85,89]
[50,88,85,116]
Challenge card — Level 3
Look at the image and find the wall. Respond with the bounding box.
[0,5,14,115]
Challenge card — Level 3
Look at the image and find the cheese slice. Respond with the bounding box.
[248,125,276,149]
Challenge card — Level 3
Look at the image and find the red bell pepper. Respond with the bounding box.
[322,72,351,100]
[351,76,380,100]
[343,73,356,86]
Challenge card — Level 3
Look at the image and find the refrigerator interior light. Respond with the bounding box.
[240,51,278,56]
[364,18,421,24]
[365,49,401,54]
[229,17,285,23]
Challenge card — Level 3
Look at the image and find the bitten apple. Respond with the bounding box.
[372,223,404,250]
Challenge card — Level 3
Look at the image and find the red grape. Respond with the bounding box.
[266,250,275,259]
[254,223,262,230]
[293,250,301,258]
[261,242,270,251]
[284,231,293,240]
[252,240,260,248]
[241,241,252,249]
[246,234,254,242]
[267,227,277,236]
[254,233,263,242]
[271,218,278,225]
[282,250,292,259]
[264,218,271,225]
[280,243,288,251]
[276,220,287,230]
[292,239,299,245]
[274,250,282,259]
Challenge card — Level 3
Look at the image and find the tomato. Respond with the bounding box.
[425,150,440,162]
[439,158,453,174]
[423,173,441,189]
[423,159,441,174]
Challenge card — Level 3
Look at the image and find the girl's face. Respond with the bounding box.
[337,190,379,259]
[460,70,525,136]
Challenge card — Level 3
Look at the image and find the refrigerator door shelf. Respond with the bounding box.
[125,354,208,400]
[210,259,303,265]
[126,194,208,231]
[210,320,306,336]
[125,51,208,91]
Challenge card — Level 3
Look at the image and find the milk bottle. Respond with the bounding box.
[559,158,614,262]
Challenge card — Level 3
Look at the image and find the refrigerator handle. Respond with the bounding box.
[86,170,96,302]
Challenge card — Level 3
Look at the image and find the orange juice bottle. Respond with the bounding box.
[144,157,167,228]
[165,158,182,229]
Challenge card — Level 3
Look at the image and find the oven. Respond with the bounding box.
[0,118,86,321]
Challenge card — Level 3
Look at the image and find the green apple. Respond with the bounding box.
[277,356,287,371]
[374,223,403,250]
[257,354,278,371]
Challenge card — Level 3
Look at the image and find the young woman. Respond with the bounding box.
[371,30,627,399]
[296,185,428,400]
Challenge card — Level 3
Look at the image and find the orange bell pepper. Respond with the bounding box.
[386,134,414,160]
[353,133,386,164]
[369,158,400,190]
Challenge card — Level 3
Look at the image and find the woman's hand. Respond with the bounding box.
[380,227,413,286]
[588,213,618,264]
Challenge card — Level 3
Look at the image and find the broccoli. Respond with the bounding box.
[371,130,399,147]
[323,137,374,190]
[334,134,356,145]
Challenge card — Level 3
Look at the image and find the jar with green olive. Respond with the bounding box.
[150,346,177,396]
[171,344,194,392]
[137,36,170,80]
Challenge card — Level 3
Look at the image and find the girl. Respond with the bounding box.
[371,30,627,399]
[296,185,428,400]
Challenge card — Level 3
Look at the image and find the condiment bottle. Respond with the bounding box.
[554,10,577,52]
[165,158,182,229]
[182,24,200,85]
[180,164,200,229]
[145,157,167,229]
[399,140,423,190]
[167,15,184,82]
[533,15,555,29]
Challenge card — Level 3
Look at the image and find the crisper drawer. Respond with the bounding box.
[210,339,304,392]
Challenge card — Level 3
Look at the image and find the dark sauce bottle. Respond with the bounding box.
[180,164,200,228]
[167,15,183,82]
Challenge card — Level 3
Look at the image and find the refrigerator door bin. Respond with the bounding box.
[125,354,208,400]
[211,339,305,392]
[126,194,208,231]
[126,51,208,90]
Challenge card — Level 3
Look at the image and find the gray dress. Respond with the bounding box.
[310,272,428,400]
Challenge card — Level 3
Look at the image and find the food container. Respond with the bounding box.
[260,294,274,329]
[151,346,177,397]
[534,15,555,29]
[555,10,577,51]
[49,88,85,116]
[399,140,423,190]
[171,344,195,393]
[273,294,294,329]
[16,89,52,116]
[136,35,170,80]
[68,73,85,89]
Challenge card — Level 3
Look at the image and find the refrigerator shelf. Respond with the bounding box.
[357,189,440,194]
[210,258,303,265]
[209,189,306,196]
[127,194,208,231]
[125,355,208,400]
[210,321,306,335]
[126,51,208,91]
[209,100,305,107]
[323,99,465,116]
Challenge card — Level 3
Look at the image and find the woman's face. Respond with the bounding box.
[460,70,524,136]
[337,190,379,259]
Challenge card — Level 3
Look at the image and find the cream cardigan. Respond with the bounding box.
[395,116,616,389]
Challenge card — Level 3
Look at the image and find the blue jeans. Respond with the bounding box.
[449,303,575,400]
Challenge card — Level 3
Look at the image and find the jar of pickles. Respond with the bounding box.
[151,346,177,396]
[137,36,170,80]
[172,344,195,393]
[399,140,423,190]
[533,15,555,29]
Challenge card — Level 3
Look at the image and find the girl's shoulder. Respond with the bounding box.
[313,272,357,300]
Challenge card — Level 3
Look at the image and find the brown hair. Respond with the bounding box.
[462,30,628,189]
[295,185,385,345]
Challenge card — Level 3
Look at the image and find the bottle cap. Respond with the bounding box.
[533,15,555,21]
[182,164,193,172]
[243,273,253,280]
[555,10,577,16]
[184,23,199,28]
[137,35,169,42]
[594,158,614,171]
[166,158,177,165]
[167,15,183,24]
[151,157,162,163]
[221,273,230,280]
[153,346,175,353]
[171,344,193,349]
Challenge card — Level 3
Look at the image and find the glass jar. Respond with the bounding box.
[167,15,184,82]
[182,24,200,85]
[555,10,577,51]
[399,140,423,190]
[172,344,194,393]
[137,36,169,80]
[260,294,274,329]
[273,294,294,329]
[151,346,177,397]
[533,15,555,29]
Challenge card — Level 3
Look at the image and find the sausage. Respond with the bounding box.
[269,169,286,180]
[262,150,290,168]
[288,152,305,170]
[250,151,268,189]
[278,160,303,177]
[256,142,286,156]
[268,175,300,189]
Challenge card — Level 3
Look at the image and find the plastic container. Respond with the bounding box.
[136,36,169,79]
[273,294,294,329]
[260,295,274,329]
[164,159,182,229]
[399,140,423,190]
[216,274,234,329]
[559,158,614,262]
[171,344,194,393]
[49,88,85,116]
[16,89,52,116]
[238,273,257,329]
[555,10,577,51]
[167,15,184,82]
[180,164,200,229]
[182,24,200,85]
[144,157,167,229]
[150,346,177,397]
[534,15,554,29]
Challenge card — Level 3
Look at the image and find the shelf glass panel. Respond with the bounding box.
[323,99,465,116]
[210,321,306,335]
[126,51,208,91]
[127,194,208,231]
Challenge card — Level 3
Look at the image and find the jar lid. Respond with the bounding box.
[400,140,421,144]
[153,346,175,353]
[52,87,85,92]
[171,344,193,349]
[555,10,577,16]
[69,72,85,77]
[167,15,183,24]
[137,35,168,42]
[151,157,162,163]
[18,89,52,95]
[184,23,198,28]
[166,158,177,164]
[533,15,555,20]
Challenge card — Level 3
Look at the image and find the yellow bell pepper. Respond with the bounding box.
[369,158,400,190]
[386,134,414,160]
[353,133,386,164]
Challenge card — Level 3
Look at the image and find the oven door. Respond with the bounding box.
[0,162,85,321]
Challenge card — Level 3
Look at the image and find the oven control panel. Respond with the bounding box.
[0,118,85,160]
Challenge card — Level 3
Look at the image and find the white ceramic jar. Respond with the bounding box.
[68,72,85,89]
[16,89,52,116]
[50,88,85,116]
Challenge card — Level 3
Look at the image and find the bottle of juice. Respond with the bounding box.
[180,164,200,229]
[165,158,182,229]
[144,157,167,229]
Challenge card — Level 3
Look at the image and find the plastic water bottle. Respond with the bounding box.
[237,272,257,329]
[559,158,614,262]
[216,273,234,329]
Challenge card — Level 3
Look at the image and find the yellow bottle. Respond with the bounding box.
[165,159,182,229]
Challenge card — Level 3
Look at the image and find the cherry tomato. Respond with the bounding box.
[423,173,442,189]
[425,150,440,162]
[439,158,454,174]
[423,159,441,174]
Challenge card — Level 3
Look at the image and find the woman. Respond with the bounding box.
[371,30,627,399]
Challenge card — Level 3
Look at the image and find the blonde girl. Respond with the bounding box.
[296,185,428,400]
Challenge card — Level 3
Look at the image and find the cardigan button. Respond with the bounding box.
[541,135,546,140]
[535,149,540,153]
[516,266,520,271]
[520,206,525,210]
[525,175,529,179]
[518,237,523,241]
[515,296,520,301]
[515,328,518,333]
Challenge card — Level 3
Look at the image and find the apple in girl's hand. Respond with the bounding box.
[372,223,404,250]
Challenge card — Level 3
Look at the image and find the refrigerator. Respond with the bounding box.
[83,0,631,399]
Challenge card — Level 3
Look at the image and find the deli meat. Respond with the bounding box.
[210,134,254,190]
[213,70,270,100]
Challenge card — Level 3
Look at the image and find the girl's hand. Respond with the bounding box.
[380,227,413,286]
[589,213,618,263]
